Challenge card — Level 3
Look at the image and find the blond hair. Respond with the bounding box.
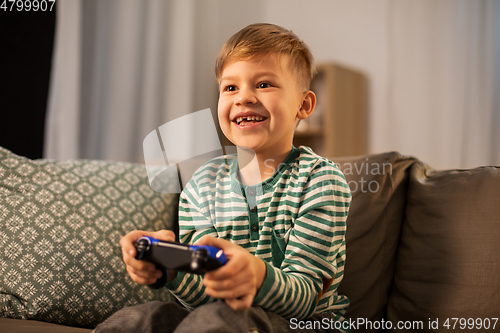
[215,23,316,91]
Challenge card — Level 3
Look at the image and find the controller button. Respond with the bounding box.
[196,248,208,256]
[191,261,200,271]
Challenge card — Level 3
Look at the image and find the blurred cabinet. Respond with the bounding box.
[294,63,367,158]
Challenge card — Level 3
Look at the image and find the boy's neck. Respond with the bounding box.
[236,146,293,186]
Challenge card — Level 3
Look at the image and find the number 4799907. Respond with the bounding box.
[443,318,498,330]
[1,0,56,12]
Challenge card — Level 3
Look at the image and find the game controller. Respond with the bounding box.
[135,236,228,289]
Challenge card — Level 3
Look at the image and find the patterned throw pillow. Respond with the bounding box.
[0,147,179,328]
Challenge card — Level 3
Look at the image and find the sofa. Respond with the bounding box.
[0,146,498,332]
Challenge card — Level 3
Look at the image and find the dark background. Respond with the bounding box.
[0,8,56,159]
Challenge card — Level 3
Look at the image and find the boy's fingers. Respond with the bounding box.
[205,279,254,298]
[204,256,246,281]
[137,230,176,243]
[195,235,232,250]
[121,229,176,245]
[127,264,163,279]
[123,253,156,272]
[120,229,175,286]
[152,229,176,242]
[121,229,176,257]
[127,267,161,285]
[119,231,142,256]
[225,295,253,311]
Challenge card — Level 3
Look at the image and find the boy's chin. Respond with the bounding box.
[227,136,264,150]
[234,143,260,152]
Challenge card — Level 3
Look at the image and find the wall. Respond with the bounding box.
[262,0,391,155]
[45,0,499,169]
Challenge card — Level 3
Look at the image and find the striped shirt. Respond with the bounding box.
[166,146,351,324]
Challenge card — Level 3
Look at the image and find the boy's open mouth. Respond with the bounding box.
[234,116,267,126]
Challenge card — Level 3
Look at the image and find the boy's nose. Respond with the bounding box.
[234,89,257,105]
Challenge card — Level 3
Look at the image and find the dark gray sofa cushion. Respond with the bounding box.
[387,162,500,332]
[0,147,179,328]
[334,152,416,329]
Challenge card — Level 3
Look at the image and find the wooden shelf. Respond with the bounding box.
[293,63,367,158]
[294,128,323,137]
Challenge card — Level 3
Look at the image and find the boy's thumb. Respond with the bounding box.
[195,235,228,250]
[154,229,176,242]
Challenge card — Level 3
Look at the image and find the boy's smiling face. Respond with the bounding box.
[218,54,314,159]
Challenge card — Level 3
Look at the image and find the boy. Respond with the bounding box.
[117,23,351,333]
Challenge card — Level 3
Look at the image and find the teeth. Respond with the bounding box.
[235,116,264,125]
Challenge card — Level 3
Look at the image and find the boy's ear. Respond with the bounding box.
[296,90,316,120]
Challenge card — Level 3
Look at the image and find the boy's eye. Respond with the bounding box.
[224,85,237,92]
[258,82,272,89]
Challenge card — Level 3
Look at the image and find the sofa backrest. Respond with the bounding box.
[334,152,416,330]
[387,161,500,332]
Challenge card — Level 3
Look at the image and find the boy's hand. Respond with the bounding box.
[120,230,176,285]
[196,236,267,311]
